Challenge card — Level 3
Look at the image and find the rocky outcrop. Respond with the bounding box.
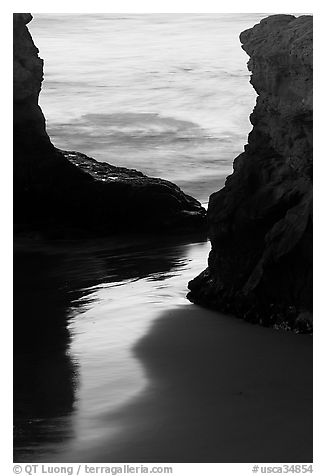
[14,13,52,153]
[188,15,313,332]
[13,13,205,236]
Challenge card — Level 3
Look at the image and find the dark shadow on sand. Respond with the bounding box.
[14,247,78,462]
[84,305,312,463]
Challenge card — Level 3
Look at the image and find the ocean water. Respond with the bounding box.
[29,13,267,202]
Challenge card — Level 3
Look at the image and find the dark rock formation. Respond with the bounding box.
[13,13,206,236]
[188,15,312,332]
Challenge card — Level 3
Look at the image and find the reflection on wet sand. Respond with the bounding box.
[15,235,312,464]
[14,249,77,462]
[64,306,312,463]
[14,233,207,462]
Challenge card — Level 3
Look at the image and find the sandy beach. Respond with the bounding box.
[14,237,312,463]
[73,305,312,463]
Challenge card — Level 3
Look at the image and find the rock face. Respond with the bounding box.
[14,13,51,152]
[188,15,312,331]
[13,13,206,235]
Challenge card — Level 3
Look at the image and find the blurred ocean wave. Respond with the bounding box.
[30,13,267,201]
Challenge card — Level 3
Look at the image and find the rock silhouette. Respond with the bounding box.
[13,13,206,236]
[188,15,313,331]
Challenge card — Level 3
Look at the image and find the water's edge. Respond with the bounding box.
[14,234,312,462]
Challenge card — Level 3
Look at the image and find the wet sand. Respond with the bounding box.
[14,237,312,463]
[62,306,312,463]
